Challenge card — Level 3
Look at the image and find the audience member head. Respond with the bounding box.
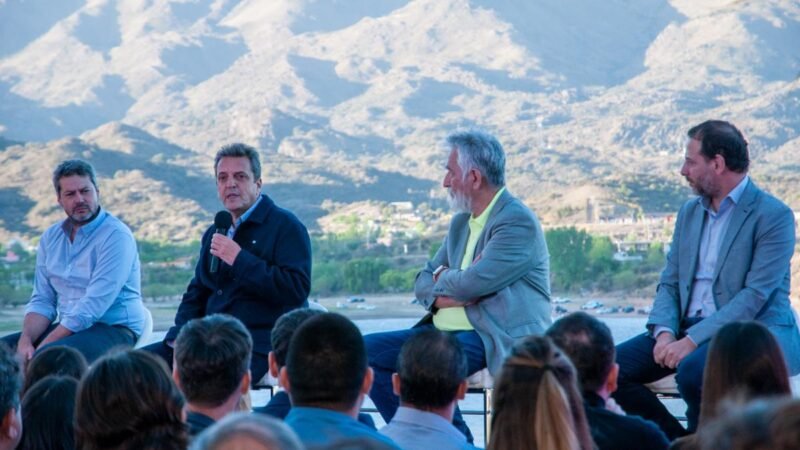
[20,375,77,450]
[0,342,22,450]
[687,120,749,173]
[281,313,372,414]
[700,321,790,425]
[23,345,87,393]
[546,311,617,396]
[488,335,593,450]
[269,308,324,378]
[75,349,187,450]
[393,329,468,415]
[191,412,303,450]
[174,314,253,410]
[697,397,800,450]
[446,130,506,188]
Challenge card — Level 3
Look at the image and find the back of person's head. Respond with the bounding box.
[175,314,253,407]
[687,120,749,173]
[697,397,800,450]
[396,329,468,409]
[23,345,87,393]
[190,412,303,450]
[546,311,615,394]
[0,342,22,450]
[700,321,790,424]
[271,308,324,368]
[488,335,593,450]
[75,349,187,450]
[283,313,368,410]
[20,375,77,450]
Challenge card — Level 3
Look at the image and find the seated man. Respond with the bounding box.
[282,313,399,449]
[145,143,312,383]
[547,312,669,450]
[173,314,252,436]
[612,120,800,438]
[365,131,551,439]
[2,160,146,363]
[0,343,22,450]
[380,329,478,450]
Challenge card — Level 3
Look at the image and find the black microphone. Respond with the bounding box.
[210,211,233,273]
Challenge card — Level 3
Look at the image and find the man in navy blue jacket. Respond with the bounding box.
[145,143,312,382]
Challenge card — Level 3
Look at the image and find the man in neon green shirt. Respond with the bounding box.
[366,131,552,441]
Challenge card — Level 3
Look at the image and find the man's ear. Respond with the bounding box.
[391,373,401,397]
[268,352,279,378]
[1,408,21,442]
[456,380,468,401]
[240,369,251,395]
[172,366,182,390]
[606,363,619,394]
[279,366,291,394]
[362,367,374,395]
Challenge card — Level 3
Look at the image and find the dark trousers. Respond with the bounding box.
[613,331,710,440]
[1,322,135,364]
[142,340,269,386]
[365,324,486,444]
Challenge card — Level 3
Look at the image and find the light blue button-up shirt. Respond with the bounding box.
[25,209,146,336]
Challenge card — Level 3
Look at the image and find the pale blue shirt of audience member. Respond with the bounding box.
[25,209,146,336]
[654,176,750,343]
[226,196,262,239]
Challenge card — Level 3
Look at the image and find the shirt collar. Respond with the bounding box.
[232,195,263,230]
[61,207,107,237]
[470,187,505,228]
[700,175,749,213]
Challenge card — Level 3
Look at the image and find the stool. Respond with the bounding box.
[463,368,494,444]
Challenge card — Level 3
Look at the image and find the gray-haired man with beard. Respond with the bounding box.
[365,130,551,441]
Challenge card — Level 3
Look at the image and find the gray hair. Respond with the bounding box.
[52,160,98,195]
[214,143,262,180]
[190,412,303,450]
[446,131,506,187]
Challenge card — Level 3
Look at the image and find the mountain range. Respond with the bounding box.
[1,0,799,243]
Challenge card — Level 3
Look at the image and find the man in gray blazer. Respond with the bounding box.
[365,130,551,441]
[613,120,800,439]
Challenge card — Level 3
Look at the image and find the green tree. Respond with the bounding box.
[343,258,389,293]
[545,227,592,291]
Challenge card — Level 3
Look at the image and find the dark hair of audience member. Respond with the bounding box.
[396,329,467,408]
[175,314,253,406]
[20,375,77,450]
[697,397,800,450]
[488,335,593,450]
[271,308,323,367]
[23,345,87,393]
[190,412,303,450]
[75,349,188,450]
[699,321,790,425]
[285,313,367,409]
[0,341,23,448]
[546,311,615,393]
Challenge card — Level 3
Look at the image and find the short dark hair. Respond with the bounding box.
[285,313,367,409]
[175,314,253,407]
[75,350,187,450]
[52,159,98,195]
[271,308,323,368]
[20,375,78,450]
[546,312,615,393]
[24,345,88,393]
[0,341,22,416]
[396,329,468,409]
[214,143,262,180]
[687,120,749,173]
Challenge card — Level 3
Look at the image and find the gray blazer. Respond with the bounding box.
[648,180,800,374]
[415,190,552,375]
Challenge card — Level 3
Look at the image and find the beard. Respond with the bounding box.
[447,188,472,213]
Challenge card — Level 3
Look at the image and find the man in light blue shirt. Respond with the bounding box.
[381,329,479,450]
[1,160,146,363]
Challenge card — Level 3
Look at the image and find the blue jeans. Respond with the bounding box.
[1,322,135,363]
[613,331,709,439]
[364,324,486,443]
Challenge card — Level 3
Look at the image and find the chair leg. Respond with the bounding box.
[484,388,493,444]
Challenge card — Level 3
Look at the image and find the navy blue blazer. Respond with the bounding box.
[165,194,312,356]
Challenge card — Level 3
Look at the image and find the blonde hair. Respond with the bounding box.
[488,336,593,450]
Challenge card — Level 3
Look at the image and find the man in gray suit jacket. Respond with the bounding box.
[365,130,551,442]
[614,120,800,439]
